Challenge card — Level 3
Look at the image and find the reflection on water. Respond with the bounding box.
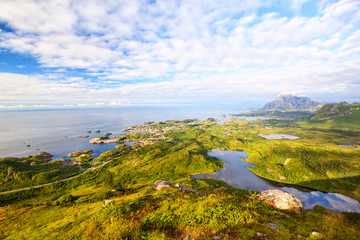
[191,149,360,212]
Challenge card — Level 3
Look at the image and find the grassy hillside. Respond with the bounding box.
[1,183,359,239]
[0,118,359,239]
[312,102,360,120]
[299,102,360,131]
[0,153,81,192]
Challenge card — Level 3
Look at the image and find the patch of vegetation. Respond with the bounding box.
[67,150,94,158]
[0,154,81,192]
[231,110,315,120]
[98,136,110,140]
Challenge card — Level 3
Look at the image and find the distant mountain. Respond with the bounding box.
[261,95,321,111]
[311,102,360,120]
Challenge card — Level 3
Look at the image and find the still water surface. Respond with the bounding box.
[192,149,360,212]
[0,106,240,159]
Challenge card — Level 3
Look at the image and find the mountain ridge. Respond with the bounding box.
[311,102,360,120]
[261,95,321,111]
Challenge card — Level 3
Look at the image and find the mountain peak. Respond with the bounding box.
[261,95,321,111]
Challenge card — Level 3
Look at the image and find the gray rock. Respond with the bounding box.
[268,222,279,231]
[151,180,174,191]
[257,190,304,213]
[104,199,113,205]
[311,231,322,236]
[174,183,206,195]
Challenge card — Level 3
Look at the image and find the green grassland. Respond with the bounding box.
[0,153,81,192]
[0,116,359,239]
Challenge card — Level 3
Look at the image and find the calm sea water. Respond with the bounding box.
[0,106,242,159]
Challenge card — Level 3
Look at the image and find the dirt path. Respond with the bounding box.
[0,160,112,195]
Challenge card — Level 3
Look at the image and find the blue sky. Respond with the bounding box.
[0,0,359,110]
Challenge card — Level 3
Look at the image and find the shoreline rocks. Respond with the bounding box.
[257,189,304,213]
[89,137,120,144]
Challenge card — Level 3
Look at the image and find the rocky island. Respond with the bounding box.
[89,136,121,144]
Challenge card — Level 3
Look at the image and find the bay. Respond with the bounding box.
[0,106,241,159]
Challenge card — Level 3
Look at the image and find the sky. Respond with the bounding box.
[0,0,359,110]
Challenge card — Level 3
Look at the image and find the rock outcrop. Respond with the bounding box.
[268,222,279,231]
[257,190,303,213]
[150,180,206,195]
[174,183,206,195]
[150,180,174,190]
[89,137,120,144]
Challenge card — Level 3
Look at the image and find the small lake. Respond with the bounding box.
[342,141,360,145]
[338,144,360,150]
[192,149,360,212]
[259,134,299,140]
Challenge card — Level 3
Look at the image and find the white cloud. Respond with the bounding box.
[0,0,359,108]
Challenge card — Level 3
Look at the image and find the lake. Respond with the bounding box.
[259,134,299,140]
[192,149,360,212]
[0,106,242,159]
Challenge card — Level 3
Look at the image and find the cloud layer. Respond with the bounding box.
[0,0,359,109]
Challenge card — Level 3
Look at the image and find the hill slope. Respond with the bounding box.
[312,102,360,120]
[262,95,321,111]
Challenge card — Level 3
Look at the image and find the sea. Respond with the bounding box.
[0,105,244,159]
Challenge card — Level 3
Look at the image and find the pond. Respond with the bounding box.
[338,144,359,150]
[191,149,360,212]
[342,140,360,145]
[259,134,299,140]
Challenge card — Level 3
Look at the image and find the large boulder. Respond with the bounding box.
[257,190,303,213]
[150,180,174,191]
